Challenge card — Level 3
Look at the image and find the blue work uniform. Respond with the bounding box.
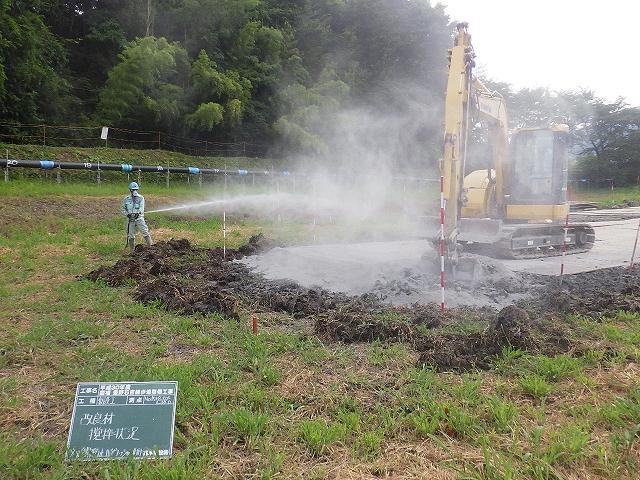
[121,191,152,249]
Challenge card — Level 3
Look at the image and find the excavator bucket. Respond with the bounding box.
[457,218,503,243]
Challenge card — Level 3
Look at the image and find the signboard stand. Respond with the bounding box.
[66,381,178,461]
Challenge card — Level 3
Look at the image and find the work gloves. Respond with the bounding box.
[127,213,140,220]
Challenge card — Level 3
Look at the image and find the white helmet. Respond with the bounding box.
[129,181,139,190]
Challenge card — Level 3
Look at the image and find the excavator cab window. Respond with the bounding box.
[510,129,568,205]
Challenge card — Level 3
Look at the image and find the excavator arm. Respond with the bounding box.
[438,23,474,251]
[469,77,509,218]
[437,24,506,253]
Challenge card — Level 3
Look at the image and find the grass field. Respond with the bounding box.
[2,161,640,479]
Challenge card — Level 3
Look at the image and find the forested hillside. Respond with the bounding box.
[0,0,451,168]
[1,0,639,184]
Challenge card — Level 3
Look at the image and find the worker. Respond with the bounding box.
[121,181,153,251]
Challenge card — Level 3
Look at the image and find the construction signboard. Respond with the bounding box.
[66,381,178,461]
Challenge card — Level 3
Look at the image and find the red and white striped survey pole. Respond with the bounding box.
[223,166,227,260]
[440,176,446,312]
[559,186,572,286]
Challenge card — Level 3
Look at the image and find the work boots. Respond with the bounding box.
[128,236,151,251]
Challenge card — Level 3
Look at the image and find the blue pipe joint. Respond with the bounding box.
[238,170,248,176]
[188,167,200,174]
[40,160,55,169]
[121,164,133,172]
[283,171,291,176]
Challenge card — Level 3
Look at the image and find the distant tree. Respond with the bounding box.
[153,0,262,59]
[102,0,150,41]
[0,0,79,123]
[273,67,350,155]
[149,0,289,144]
[478,81,573,129]
[270,0,451,165]
[4,0,458,163]
[337,0,450,104]
[185,50,252,134]
[571,99,640,186]
[224,20,285,143]
[95,37,190,132]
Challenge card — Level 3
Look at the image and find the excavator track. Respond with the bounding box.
[485,223,596,260]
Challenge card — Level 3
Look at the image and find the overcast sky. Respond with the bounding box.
[440,0,640,107]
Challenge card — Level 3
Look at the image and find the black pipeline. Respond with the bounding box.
[0,158,292,177]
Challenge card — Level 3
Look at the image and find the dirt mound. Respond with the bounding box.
[314,300,430,344]
[415,305,571,371]
[236,233,285,256]
[135,276,241,318]
[84,237,351,319]
[84,236,640,372]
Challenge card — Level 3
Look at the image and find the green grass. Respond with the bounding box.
[571,185,640,207]
[2,177,640,479]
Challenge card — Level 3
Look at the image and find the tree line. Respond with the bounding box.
[1,0,638,184]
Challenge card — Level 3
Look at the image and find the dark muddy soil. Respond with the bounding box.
[85,235,640,372]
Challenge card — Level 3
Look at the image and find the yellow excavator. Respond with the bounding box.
[436,23,595,260]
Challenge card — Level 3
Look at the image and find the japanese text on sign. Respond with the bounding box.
[66,381,178,461]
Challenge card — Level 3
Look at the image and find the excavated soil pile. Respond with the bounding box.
[85,235,640,371]
[85,235,353,320]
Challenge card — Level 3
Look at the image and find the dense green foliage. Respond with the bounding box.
[13,0,453,167]
[1,0,639,182]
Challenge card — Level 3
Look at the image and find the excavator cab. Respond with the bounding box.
[506,125,571,221]
[510,126,569,206]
